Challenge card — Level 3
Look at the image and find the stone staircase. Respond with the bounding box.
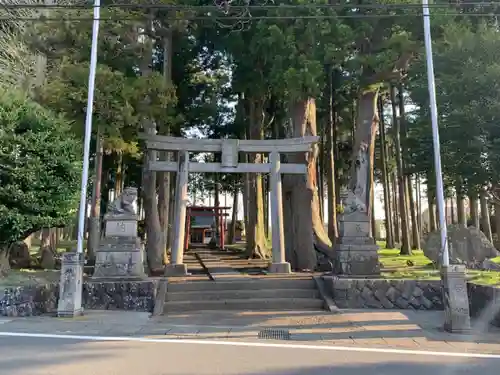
[161,276,325,313]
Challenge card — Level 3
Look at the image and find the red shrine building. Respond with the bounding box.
[184,206,230,250]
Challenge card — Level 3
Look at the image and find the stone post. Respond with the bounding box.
[165,150,189,276]
[93,187,146,279]
[334,189,380,276]
[441,264,471,333]
[57,252,84,317]
[268,152,291,274]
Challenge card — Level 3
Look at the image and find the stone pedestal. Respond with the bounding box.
[269,262,291,274]
[57,252,84,318]
[441,265,471,333]
[93,214,146,279]
[334,212,380,276]
[164,263,189,277]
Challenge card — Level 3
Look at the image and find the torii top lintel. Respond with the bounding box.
[139,134,319,175]
[139,134,319,154]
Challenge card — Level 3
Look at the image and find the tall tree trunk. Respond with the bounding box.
[214,176,221,245]
[378,97,395,248]
[416,175,423,235]
[391,171,401,242]
[456,184,467,227]
[444,198,451,225]
[371,199,377,239]
[263,177,269,238]
[326,68,338,243]
[428,187,437,232]
[397,85,419,249]
[228,188,238,244]
[450,195,456,224]
[50,228,58,251]
[40,227,55,269]
[87,126,103,262]
[469,193,480,228]
[114,152,123,197]
[480,189,493,242]
[408,176,421,249]
[242,174,250,242]
[0,245,10,275]
[157,32,173,263]
[245,98,270,259]
[318,130,325,221]
[283,97,329,270]
[495,202,500,248]
[141,25,163,273]
[241,129,251,243]
[390,85,411,255]
[166,166,176,252]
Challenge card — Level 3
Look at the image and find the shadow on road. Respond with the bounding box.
[0,337,111,374]
[242,359,500,375]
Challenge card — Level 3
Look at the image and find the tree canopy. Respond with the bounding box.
[0,90,82,272]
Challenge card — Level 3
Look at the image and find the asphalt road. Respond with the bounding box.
[1,336,499,375]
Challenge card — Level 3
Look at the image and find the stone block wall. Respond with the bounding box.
[0,284,58,317]
[468,283,500,326]
[323,277,444,310]
[83,281,157,312]
[1,280,158,317]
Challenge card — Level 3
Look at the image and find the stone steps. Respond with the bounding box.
[163,297,324,312]
[162,277,325,313]
[166,288,320,302]
[167,278,315,292]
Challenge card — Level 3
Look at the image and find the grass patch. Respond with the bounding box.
[0,269,60,288]
[376,241,500,286]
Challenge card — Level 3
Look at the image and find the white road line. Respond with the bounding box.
[0,331,500,359]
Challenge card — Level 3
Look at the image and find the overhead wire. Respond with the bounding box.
[2,1,500,9]
[1,2,500,21]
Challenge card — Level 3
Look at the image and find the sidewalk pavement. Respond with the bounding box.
[1,309,500,354]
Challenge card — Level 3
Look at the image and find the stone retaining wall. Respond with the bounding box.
[83,281,157,312]
[468,283,500,326]
[323,277,444,310]
[1,280,157,317]
[323,276,500,327]
[3,277,500,328]
[0,284,58,317]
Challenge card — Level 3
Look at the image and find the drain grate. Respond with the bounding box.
[258,329,291,341]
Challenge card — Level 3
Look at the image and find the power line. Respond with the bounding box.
[1,13,499,21]
[2,2,499,21]
[2,1,500,10]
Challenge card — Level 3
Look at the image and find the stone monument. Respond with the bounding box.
[441,264,471,333]
[93,187,146,279]
[334,142,380,276]
[424,224,499,269]
[57,252,84,317]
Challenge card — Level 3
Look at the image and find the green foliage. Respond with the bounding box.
[0,91,82,245]
[408,21,500,192]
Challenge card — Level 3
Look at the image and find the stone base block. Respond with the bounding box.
[268,262,292,274]
[164,263,189,277]
[441,265,471,333]
[58,308,84,318]
[93,238,145,279]
[104,215,138,237]
[57,252,84,318]
[334,246,380,276]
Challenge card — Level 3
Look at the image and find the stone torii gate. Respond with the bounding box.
[140,134,319,276]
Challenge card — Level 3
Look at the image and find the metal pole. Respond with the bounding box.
[76,0,101,254]
[422,0,449,266]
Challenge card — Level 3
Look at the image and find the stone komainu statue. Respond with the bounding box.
[107,187,138,216]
